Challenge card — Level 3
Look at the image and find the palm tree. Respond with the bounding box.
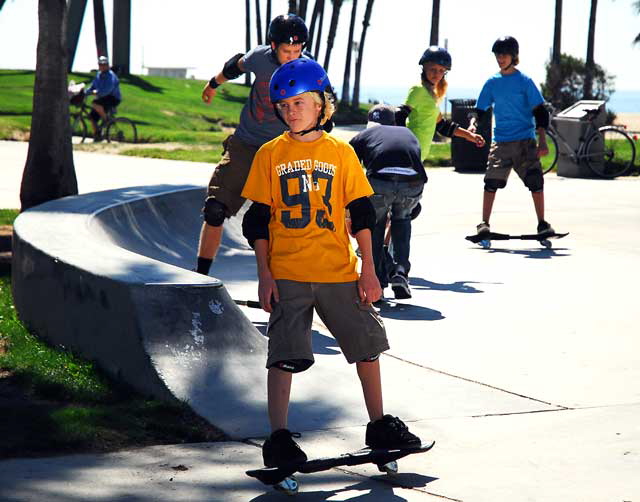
[340,0,358,106]
[66,0,88,72]
[634,0,640,44]
[299,0,310,18]
[265,0,272,41]
[255,0,263,45]
[351,0,374,109]
[548,0,563,104]
[583,0,598,99]
[289,0,298,14]
[323,0,343,72]
[312,0,326,61]
[92,0,108,59]
[245,0,251,85]
[21,0,78,211]
[429,0,440,46]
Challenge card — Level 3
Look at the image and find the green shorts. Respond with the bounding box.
[485,138,542,186]
[266,280,389,368]
[206,134,260,217]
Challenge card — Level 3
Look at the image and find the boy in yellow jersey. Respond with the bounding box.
[241,59,421,468]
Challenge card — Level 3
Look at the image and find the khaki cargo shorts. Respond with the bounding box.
[485,138,542,186]
[266,280,389,368]
[206,134,260,217]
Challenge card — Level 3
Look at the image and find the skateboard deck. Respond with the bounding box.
[246,440,435,487]
[466,231,568,248]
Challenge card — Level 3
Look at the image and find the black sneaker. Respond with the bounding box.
[476,221,490,236]
[262,429,307,468]
[365,415,421,449]
[391,273,411,299]
[537,220,555,236]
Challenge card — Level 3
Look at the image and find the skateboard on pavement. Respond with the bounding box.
[246,440,435,495]
[466,231,569,249]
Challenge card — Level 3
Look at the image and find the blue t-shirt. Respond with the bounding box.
[233,46,310,147]
[87,69,121,101]
[476,70,544,143]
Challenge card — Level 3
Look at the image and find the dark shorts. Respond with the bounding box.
[485,139,542,187]
[90,95,121,121]
[266,280,389,368]
[205,134,260,217]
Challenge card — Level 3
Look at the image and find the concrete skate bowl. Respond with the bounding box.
[11,184,268,437]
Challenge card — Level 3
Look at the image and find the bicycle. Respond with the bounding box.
[543,104,636,178]
[68,83,138,144]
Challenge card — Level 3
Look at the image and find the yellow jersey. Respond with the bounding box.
[242,131,373,283]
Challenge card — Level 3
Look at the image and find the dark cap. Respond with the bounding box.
[367,104,396,126]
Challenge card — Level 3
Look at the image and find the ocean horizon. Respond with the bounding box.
[357,86,640,114]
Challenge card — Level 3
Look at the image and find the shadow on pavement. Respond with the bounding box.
[376,302,445,322]
[409,277,489,294]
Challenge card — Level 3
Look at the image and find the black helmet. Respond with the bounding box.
[267,14,308,46]
[492,36,519,56]
[419,46,452,70]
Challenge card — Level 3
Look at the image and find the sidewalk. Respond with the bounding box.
[1,139,639,501]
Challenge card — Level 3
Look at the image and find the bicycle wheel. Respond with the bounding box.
[106,117,138,144]
[542,130,559,174]
[70,113,88,143]
[584,126,636,178]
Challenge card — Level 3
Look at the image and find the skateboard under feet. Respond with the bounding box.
[466,231,569,249]
[246,440,435,495]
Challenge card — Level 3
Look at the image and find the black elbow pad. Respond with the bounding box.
[533,104,550,129]
[347,197,375,234]
[222,53,244,80]
[242,202,270,248]
[435,118,459,138]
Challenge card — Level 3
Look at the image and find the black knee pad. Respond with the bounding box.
[360,354,380,363]
[524,169,544,192]
[269,359,314,373]
[484,178,506,192]
[203,198,227,226]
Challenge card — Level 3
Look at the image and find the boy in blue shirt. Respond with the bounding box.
[469,36,554,236]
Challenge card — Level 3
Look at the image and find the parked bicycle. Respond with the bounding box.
[68,82,138,144]
[543,103,636,178]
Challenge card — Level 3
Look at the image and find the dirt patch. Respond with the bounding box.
[72,141,213,155]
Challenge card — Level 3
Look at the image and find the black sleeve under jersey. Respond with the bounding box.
[242,202,270,248]
[347,197,376,234]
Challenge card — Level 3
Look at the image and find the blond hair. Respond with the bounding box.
[307,91,336,125]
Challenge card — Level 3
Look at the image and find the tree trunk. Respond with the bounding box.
[65,0,87,72]
[583,0,597,99]
[308,0,320,50]
[289,0,298,14]
[245,0,251,86]
[323,0,343,72]
[429,0,440,46]
[255,0,263,45]
[549,0,563,105]
[340,0,358,106]
[352,0,374,109]
[265,0,272,42]
[21,0,78,211]
[314,0,325,61]
[112,0,131,75]
[299,0,309,19]
[92,0,108,59]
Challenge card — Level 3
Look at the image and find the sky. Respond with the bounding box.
[0,0,639,106]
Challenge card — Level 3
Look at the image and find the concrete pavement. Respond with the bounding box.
[1,138,639,501]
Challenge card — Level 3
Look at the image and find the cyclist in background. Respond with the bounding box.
[468,36,554,237]
[85,55,121,141]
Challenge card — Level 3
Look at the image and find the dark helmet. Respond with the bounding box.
[418,46,452,70]
[269,59,332,103]
[367,104,396,126]
[267,14,309,46]
[492,36,519,56]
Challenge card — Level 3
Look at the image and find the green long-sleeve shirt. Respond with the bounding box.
[405,85,439,160]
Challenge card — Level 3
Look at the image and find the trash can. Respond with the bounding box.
[449,99,492,172]
[553,100,606,178]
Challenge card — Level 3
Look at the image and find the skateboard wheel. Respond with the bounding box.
[274,475,298,495]
[377,460,398,474]
[541,239,552,249]
[480,239,491,249]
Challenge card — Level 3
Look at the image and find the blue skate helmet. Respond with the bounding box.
[418,46,452,70]
[269,59,336,134]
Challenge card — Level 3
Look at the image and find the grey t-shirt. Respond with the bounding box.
[233,45,307,147]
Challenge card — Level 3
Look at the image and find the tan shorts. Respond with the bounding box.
[485,138,542,187]
[206,134,260,217]
[266,280,389,368]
